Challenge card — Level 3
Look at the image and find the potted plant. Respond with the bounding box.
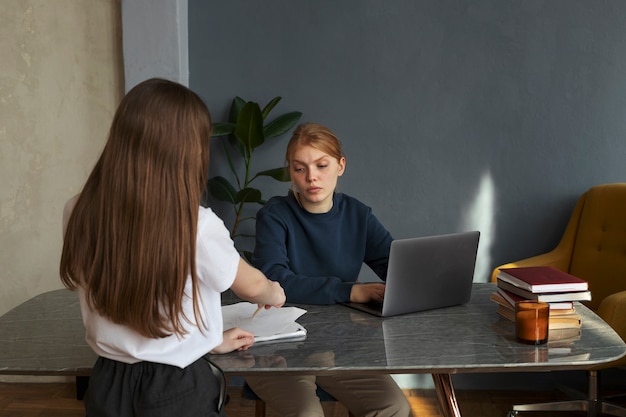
[207,96,302,260]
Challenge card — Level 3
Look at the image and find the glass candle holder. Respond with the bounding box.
[515,300,549,345]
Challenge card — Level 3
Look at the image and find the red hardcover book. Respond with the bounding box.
[497,266,588,293]
[496,279,592,303]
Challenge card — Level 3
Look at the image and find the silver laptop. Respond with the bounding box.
[343,231,480,317]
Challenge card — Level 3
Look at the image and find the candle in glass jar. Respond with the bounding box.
[515,300,549,345]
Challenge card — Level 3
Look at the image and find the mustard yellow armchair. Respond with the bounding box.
[492,183,626,416]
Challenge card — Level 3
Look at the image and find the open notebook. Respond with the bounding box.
[221,302,307,343]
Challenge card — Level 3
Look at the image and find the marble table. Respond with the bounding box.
[1,284,625,417]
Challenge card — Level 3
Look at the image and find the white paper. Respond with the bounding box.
[254,322,307,343]
[222,302,307,342]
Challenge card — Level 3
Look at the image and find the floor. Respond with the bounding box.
[2,381,625,417]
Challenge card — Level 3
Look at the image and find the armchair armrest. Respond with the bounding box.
[595,290,626,368]
[598,290,626,343]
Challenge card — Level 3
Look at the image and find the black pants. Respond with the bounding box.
[84,356,226,417]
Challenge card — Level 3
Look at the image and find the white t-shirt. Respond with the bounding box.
[65,198,239,368]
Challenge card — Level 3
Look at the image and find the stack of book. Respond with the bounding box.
[491,266,591,332]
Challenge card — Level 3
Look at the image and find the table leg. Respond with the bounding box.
[432,373,462,417]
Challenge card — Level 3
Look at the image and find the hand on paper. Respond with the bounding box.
[253,301,280,317]
[210,327,255,354]
[350,282,385,303]
[266,280,287,308]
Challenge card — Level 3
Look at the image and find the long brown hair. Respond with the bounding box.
[60,78,211,338]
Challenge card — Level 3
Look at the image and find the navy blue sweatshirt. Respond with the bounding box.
[252,192,393,304]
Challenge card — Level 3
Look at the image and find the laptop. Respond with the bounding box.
[342,230,480,317]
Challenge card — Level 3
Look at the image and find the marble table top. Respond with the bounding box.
[1,283,624,377]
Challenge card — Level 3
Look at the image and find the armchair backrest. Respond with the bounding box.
[568,183,626,312]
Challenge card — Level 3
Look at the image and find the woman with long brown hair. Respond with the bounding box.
[60,78,285,417]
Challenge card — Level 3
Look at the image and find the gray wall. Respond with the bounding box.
[189,0,626,282]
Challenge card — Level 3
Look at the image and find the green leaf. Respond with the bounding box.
[218,139,242,189]
[236,187,263,203]
[257,167,291,182]
[261,97,281,120]
[264,111,303,139]
[227,132,246,160]
[208,95,302,254]
[207,176,238,203]
[235,102,265,155]
[228,97,247,123]
[211,122,236,137]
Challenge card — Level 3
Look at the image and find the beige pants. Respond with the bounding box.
[246,373,411,417]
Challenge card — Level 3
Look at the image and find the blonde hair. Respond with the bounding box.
[60,78,212,338]
[285,122,344,166]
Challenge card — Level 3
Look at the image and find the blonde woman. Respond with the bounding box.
[248,123,411,417]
